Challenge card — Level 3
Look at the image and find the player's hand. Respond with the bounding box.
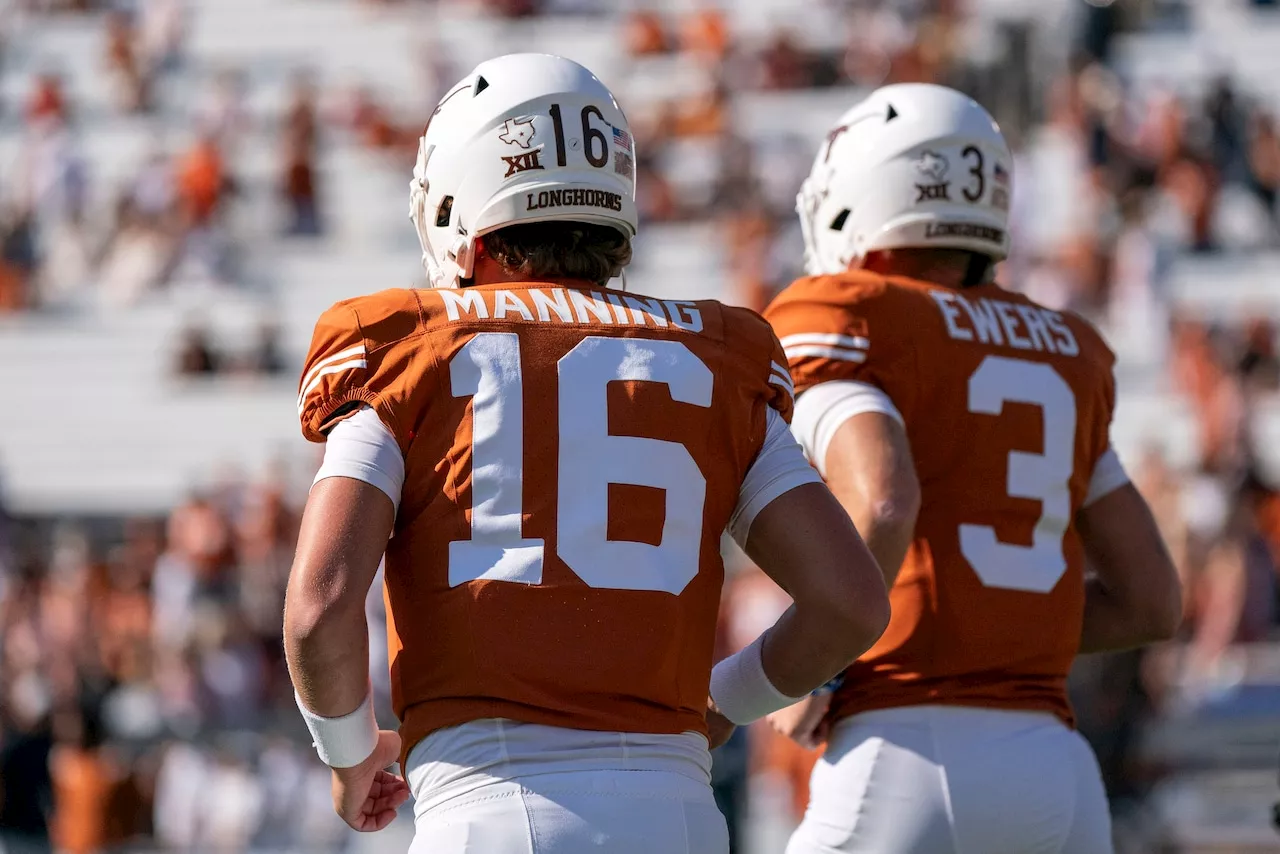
[331,729,411,832]
[705,697,737,750]
[767,693,832,750]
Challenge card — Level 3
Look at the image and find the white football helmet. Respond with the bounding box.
[797,83,1013,276]
[410,54,638,289]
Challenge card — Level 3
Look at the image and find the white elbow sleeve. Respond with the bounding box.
[1083,446,1130,507]
[791,381,903,477]
[313,406,405,511]
[728,409,824,549]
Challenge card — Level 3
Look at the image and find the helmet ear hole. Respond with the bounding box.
[829,209,851,231]
[436,196,454,228]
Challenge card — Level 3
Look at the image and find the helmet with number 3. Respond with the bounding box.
[410,53,638,289]
[797,83,1013,276]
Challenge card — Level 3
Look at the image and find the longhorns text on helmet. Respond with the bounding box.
[410,54,638,290]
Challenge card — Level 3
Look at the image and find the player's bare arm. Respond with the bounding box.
[767,411,916,748]
[822,411,921,587]
[742,482,890,698]
[1076,483,1182,653]
[284,476,410,832]
[727,480,889,747]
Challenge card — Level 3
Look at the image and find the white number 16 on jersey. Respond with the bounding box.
[448,332,712,596]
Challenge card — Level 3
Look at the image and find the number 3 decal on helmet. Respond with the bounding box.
[797,83,1013,277]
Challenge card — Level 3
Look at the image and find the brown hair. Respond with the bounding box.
[481,222,632,285]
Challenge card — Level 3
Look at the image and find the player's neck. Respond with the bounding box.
[858,250,974,290]
[470,258,603,292]
[467,275,605,291]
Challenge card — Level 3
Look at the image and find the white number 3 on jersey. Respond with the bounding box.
[960,355,1075,594]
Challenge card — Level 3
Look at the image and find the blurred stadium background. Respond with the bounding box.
[0,0,1278,851]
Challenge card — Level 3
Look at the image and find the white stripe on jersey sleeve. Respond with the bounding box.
[783,344,867,363]
[297,358,369,415]
[769,371,796,402]
[770,360,795,393]
[779,333,869,351]
[297,344,367,407]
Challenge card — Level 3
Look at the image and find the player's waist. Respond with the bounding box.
[405,718,713,813]
[826,705,1077,761]
[830,671,1073,727]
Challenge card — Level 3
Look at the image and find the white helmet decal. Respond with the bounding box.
[798,83,1013,276]
[410,54,638,289]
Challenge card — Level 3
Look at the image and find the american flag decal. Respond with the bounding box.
[994,162,1010,185]
[612,127,632,151]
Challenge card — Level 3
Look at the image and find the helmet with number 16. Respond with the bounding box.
[797,83,1013,277]
[410,53,639,289]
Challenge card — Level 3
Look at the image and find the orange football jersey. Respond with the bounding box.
[298,283,793,763]
[764,272,1117,727]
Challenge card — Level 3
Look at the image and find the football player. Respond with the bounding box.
[764,83,1183,854]
[282,54,890,853]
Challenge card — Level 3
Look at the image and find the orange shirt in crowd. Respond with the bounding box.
[51,747,112,854]
[681,10,729,61]
[176,139,225,224]
[625,11,667,56]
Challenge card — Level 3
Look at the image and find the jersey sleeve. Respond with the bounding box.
[727,406,823,547]
[720,304,797,423]
[717,305,818,544]
[313,406,406,509]
[297,291,430,447]
[763,276,917,413]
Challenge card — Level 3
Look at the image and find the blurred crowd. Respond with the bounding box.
[0,461,403,852]
[0,0,1279,851]
[1,448,1272,852]
[7,0,1279,320]
[0,0,325,319]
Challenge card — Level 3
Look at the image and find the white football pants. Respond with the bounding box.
[406,718,728,854]
[786,705,1113,854]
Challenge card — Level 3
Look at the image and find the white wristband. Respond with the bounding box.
[709,633,805,726]
[296,689,378,769]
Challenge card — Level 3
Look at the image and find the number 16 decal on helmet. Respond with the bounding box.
[410,54,638,290]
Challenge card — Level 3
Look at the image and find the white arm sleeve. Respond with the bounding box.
[791,380,904,477]
[313,406,405,512]
[727,407,824,549]
[1083,446,1130,507]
